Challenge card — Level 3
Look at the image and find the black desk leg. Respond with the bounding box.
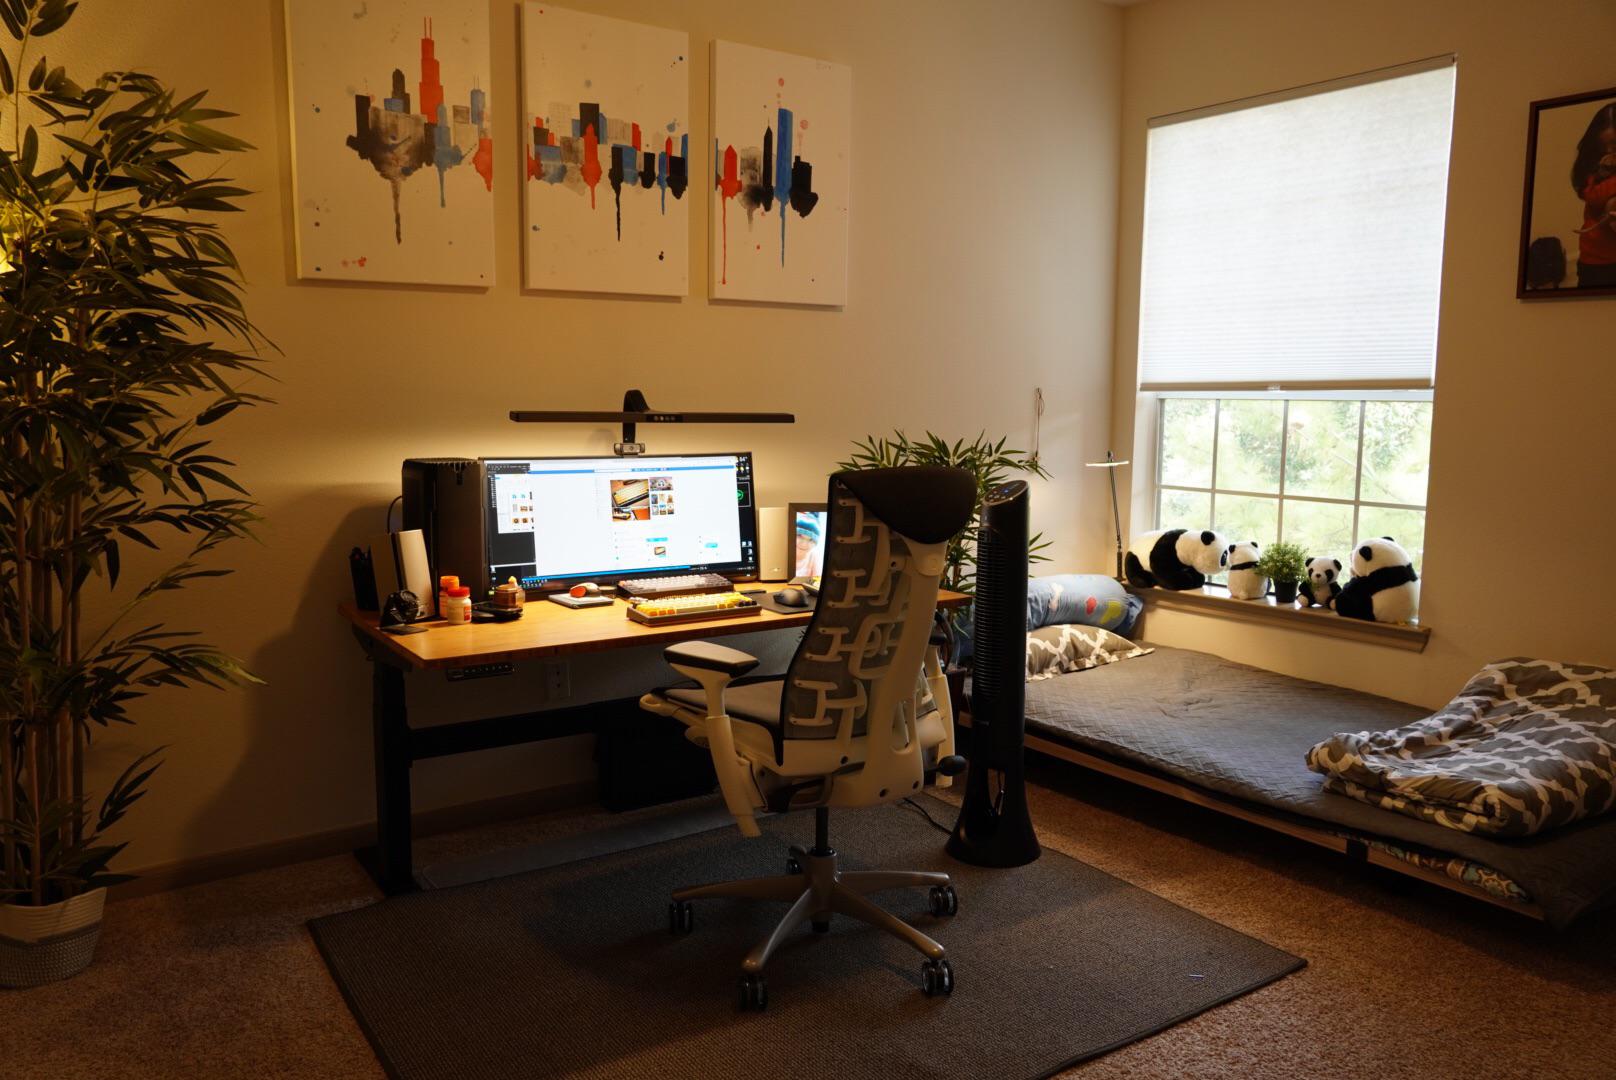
[360,659,417,895]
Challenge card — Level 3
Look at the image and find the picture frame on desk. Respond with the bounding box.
[786,502,827,583]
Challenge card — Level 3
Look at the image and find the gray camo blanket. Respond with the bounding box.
[1306,658,1616,837]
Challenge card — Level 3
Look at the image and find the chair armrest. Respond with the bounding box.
[661,641,764,838]
[663,641,760,678]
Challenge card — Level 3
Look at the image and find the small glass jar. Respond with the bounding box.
[442,585,472,625]
[492,576,524,610]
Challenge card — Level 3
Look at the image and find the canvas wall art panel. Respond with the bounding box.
[520,4,690,296]
[285,0,495,286]
[711,41,850,306]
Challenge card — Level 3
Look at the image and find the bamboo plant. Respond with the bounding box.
[0,0,268,906]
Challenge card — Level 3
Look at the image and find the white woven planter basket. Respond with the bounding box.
[0,887,107,988]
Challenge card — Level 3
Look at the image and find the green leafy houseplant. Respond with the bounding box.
[1255,541,1306,604]
[1,0,268,919]
[838,431,1051,597]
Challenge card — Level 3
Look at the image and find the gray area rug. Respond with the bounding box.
[310,797,1303,1080]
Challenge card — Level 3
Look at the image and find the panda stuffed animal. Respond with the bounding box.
[1335,537,1419,623]
[1299,556,1343,609]
[1225,541,1267,600]
[1125,528,1229,591]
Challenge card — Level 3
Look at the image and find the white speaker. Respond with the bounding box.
[758,506,788,582]
[371,528,436,618]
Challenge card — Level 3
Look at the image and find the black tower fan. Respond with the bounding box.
[946,480,1041,867]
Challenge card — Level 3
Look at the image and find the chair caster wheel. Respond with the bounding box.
[738,973,768,1011]
[786,857,802,874]
[668,900,693,936]
[921,958,954,997]
[927,884,959,917]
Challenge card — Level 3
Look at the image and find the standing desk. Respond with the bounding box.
[338,587,969,895]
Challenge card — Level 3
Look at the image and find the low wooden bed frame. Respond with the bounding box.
[959,715,1547,921]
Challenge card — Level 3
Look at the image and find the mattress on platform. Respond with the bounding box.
[1021,645,1616,927]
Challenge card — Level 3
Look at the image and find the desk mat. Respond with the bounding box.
[309,796,1303,1080]
[752,590,817,615]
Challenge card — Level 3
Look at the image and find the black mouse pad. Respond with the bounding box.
[755,592,817,615]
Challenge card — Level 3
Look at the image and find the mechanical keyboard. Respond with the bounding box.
[625,591,762,626]
[617,572,735,599]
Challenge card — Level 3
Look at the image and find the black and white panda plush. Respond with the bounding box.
[1125,528,1229,591]
[1299,556,1343,609]
[1335,537,1418,623]
[1225,541,1267,600]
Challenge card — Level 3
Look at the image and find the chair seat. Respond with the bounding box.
[663,679,784,730]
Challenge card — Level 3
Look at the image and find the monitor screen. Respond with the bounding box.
[483,453,757,590]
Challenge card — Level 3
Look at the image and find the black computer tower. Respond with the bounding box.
[401,458,487,611]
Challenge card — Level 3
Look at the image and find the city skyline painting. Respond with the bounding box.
[520,4,690,296]
[285,0,495,286]
[711,41,850,306]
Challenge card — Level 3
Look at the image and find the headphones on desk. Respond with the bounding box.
[380,590,427,635]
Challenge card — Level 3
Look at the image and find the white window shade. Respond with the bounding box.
[1138,61,1456,390]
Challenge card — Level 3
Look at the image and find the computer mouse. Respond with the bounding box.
[569,582,601,599]
[774,587,809,608]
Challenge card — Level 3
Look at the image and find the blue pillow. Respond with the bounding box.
[1026,575,1140,636]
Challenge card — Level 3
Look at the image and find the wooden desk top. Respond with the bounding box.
[339,585,971,671]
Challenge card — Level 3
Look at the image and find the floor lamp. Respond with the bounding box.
[1085,452,1130,581]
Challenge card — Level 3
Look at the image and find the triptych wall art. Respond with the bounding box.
[284,2,850,305]
[284,0,496,287]
[711,41,851,306]
[519,4,691,296]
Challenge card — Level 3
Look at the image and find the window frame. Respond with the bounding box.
[1151,388,1433,562]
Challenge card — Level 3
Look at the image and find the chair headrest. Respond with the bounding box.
[833,466,976,545]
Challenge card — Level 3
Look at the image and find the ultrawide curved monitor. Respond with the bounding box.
[483,453,757,592]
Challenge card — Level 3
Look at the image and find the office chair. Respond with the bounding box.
[640,466,976,1010]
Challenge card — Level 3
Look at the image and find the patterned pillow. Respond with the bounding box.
[1026,625,1153,682]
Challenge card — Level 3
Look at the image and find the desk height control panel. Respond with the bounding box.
[445,661,515,682]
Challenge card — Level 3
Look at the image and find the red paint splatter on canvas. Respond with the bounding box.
[718,144,742,284]
[581,123,602,209]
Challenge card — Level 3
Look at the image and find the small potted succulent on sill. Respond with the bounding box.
[1256,542,1307,605]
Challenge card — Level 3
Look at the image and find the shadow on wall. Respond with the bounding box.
[176,491,381,913]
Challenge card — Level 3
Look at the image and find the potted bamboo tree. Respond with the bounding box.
[1,0,267,986]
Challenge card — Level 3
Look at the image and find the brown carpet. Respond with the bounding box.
[8,760,1616,1079]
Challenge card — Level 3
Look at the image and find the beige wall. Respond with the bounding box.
[61,0,1123,873]
[1110,0,1616,709]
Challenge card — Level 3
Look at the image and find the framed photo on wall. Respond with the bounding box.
[1517,85,1616,299]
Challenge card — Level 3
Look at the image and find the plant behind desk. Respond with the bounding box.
[838,432,1049,662]
[839,431,1050,597]
[0,0,268,948]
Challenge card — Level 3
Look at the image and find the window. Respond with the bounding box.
[1138,59,1455,581]
[1157,393,1432,574]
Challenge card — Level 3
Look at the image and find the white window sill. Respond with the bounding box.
[1127,585,1430,653]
